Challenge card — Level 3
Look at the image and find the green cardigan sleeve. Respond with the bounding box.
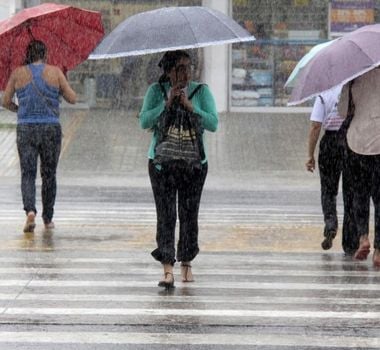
[192,84,218,132]
[139,83,165,129]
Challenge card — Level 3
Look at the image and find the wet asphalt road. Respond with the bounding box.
[0,108,380,349]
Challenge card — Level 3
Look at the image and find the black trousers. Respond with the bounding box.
[149,160,208,265]
[17,124,62,223]
[318,131,358,252]
[346,148,380,249]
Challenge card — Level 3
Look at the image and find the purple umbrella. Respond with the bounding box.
[289,24,380,106]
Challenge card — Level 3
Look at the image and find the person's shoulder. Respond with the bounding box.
[189,81,207,87]
[320,86,340,101]
[189,81,209,92]
[44,64,63,75]
[147,82,162,93]
[12,65,27,76]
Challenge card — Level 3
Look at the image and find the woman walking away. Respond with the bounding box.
[2,40,76,233]
[139,50,218,288]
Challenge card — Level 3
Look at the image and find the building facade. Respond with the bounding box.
[7,0,380,112]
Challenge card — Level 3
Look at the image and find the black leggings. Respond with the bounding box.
[149,160,208,265]
[17,123,62,223]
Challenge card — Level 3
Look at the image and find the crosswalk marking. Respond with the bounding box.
[1,293,380,305]
[0,207,341,225]
[0,332,378,347]
[0,256,361,265]
[4,308,380,319]
[0,267,377,276]
[1,280,380,290]
[0,252,379,348]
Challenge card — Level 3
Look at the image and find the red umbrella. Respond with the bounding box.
[0,2,104,90]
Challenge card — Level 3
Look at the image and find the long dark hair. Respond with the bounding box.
[24,40,47,65]
[158,50,191,84]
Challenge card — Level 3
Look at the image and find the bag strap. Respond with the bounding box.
[30,79,59,117]
[318,94,327,118]
[344,80,355,127]
[188,84,204,100]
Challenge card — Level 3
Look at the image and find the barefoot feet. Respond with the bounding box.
[353,236,370,260]
[23,211,36,233]
[373,249,380,267]
[181,262,194,282]
[158,264,174,289]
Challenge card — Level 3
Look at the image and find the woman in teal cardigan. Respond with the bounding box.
[139,50,218,288]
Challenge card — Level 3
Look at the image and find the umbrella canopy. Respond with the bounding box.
[89,6,255,59]
[288,24,380,106]
[0,2,104,90]
[284,40,334,88]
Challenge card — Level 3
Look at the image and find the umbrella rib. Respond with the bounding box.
[202,7,244,38]
[30,23,90,63]
[177,8,198,43]
[346,38,375,63]
[4,20,84,70]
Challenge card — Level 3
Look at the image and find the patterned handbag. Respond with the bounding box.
[154,84,205,167]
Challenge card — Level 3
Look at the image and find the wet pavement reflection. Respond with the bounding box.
[1,110,380,347]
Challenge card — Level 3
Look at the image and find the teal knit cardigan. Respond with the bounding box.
[139,81,218,163]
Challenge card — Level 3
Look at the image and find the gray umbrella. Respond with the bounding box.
[89,6,255,59]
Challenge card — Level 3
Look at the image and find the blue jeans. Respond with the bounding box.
[17,123,62,223]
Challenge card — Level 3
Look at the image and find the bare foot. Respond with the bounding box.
[158,264,174,288]
[354,236,370,260]
[373,249,380,267]
[181,262,194,282]
[23,211,36,233]
[44,221,55,230]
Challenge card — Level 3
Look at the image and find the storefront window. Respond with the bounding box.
[231,0,329,107]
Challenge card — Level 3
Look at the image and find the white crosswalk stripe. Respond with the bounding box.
[0,252,380,348]
[0,206,335,225]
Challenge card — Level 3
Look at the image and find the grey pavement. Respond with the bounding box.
[1,107,380,349]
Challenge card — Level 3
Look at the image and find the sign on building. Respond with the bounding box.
[329,0,375,37]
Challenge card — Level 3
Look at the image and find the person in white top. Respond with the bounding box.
[338,68,380,266]
[306,84,357,254]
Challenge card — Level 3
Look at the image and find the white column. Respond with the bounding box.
[0,0,13,19]
[202,0,230,113]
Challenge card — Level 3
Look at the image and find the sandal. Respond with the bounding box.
[158,272,175,289]
[23,212,36,233]
[181,263,194,282]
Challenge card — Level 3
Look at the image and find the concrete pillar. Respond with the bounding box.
[202,0,230,113]
[23,0,40,8]
[0,0,16,18]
